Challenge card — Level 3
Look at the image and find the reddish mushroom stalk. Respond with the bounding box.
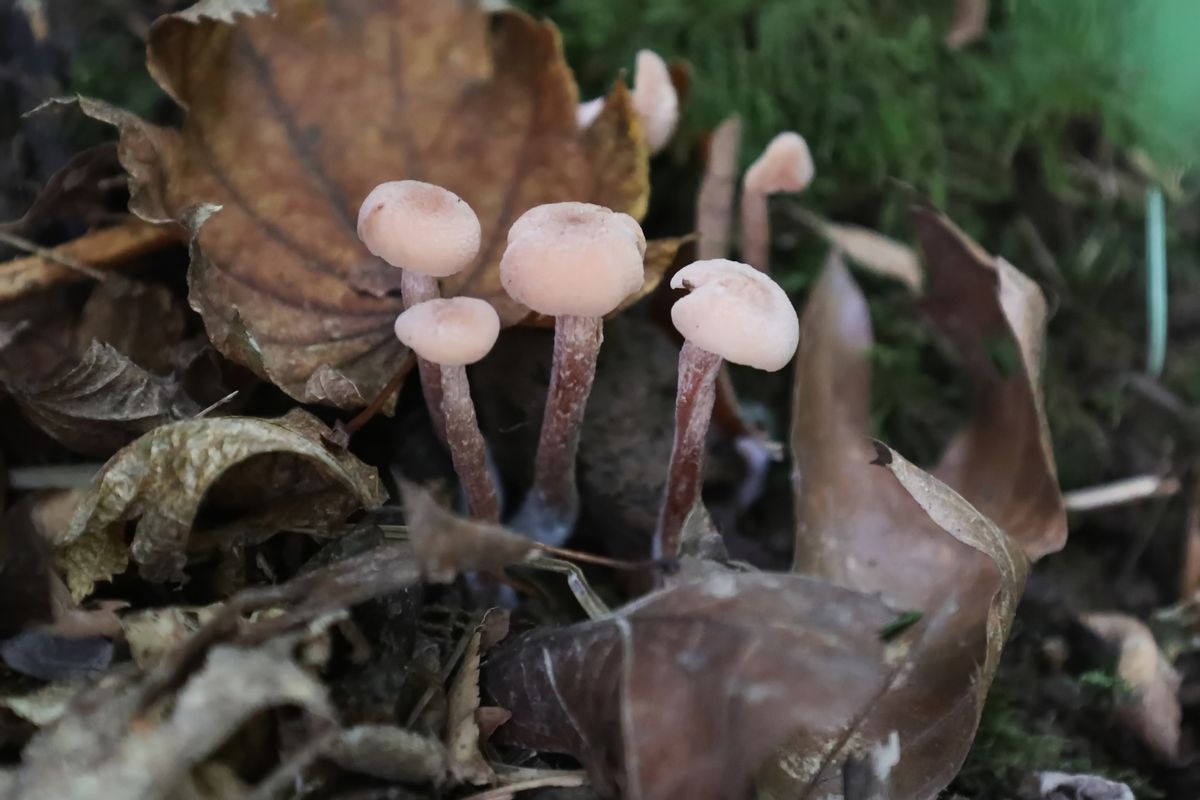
[394,297,501,521]
[501,202,646,545]
[517,314,603,539]
[439,364,500,521]
[655,341,723,558]
[740,132,814,272]
[358,181,482,444]
[654,259,799,559]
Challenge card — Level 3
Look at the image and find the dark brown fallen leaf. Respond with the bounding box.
[75,279,187,374]
[5,645,332,800]
[71,0,649,408]
[0,502,54,639]
[0,144,124,233]
[400,481,537,582]
[1080,612,1181,762]
[62,408,386,584]
[7,342,198,458]
[773,249,1042,799]
[484,571,907,800]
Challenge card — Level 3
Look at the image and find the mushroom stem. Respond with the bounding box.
[439,364,500,522]
[654,341,723,558]
[515,314,603,544]
[401,270,448,444]
[739,188,770,272]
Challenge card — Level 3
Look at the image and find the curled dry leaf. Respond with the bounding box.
[0,144,124,233]
[6,646,331,800]
[776,242,1056,798]
[8,342,198,458]
[63,408,385,584]
[1080,612,1181,762]
[484,572,908,800]
[401,481,537,582]
[73,0,649,407]
[75,279,187,374]
[792,207,922,291]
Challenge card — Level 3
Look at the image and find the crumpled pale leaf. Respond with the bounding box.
[1081,612,1182,762]
[773,231,1059,798]
[484,572,908,800]
[8,342,198,458]
[120,606,222,669]
[62,408,386,583]
[76,0,649,407]
[401,481,537,582]
[4,646,332,800]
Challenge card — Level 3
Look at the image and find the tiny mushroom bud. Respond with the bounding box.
[655,258,799,558]
[500,202,646,544]
[357,180,482,443]
[394,297,501,521]
[631,49,679,155]
[740,131,814,272]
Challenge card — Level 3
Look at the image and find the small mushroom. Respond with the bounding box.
[631,49,679,154]
[358,180,482,441]
[740,131,814,272]
[576,50,679,155]
[655,258,799,558]
[500,202,646,544]
[393,297,500,521]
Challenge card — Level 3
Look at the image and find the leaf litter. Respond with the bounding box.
[2,0,1169,799]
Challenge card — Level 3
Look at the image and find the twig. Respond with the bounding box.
[0,230,108,281]
[342,355,414,437]
[459,771,587,799]
[1063,474,1180,513]
[193,390,239,419]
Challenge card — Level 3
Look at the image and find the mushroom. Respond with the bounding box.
[357,180,482,441]
[393,297,500,521]
[631,49,679,154]
[576,50,679,155]
[655,258,799,558]
[500,202,646,544]
[740,131,814,272]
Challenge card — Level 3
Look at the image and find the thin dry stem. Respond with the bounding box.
[513,314,603,545]
[655,341,723,558]
[441,364,500,521]
[696,116,742,260]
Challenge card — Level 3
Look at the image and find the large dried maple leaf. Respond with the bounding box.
[79,0,648,407]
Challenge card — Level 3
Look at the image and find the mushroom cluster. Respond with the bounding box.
[356,173,799,562]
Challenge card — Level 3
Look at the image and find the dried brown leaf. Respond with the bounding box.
[794,208,922,291]
[401,481,537,582]
[446,610,508,786]
[484,572,906,800]
[75,279,187,373]
[8,342,198,457]
[914,208,1066,559]
[777,251,1040,799]
[75,0,648,407]
[1081,612,1181,762]
[1,144,123,232]
[63,408,386,583]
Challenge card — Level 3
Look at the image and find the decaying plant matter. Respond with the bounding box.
[1,0,1133,799]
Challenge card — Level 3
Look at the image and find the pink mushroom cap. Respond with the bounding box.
[670,259,799,371]
[393,297,500,367]
[743,132,815,195]
[357,181,482,278]
[632,49,679,154]
[500,202,647,317]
